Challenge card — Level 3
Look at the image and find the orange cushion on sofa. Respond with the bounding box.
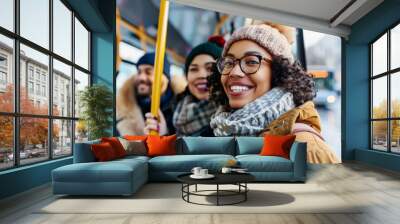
[101,137,126,158]
[259,134,296,159]
[123,135,148,141]
[91,142,118,162]
[146,134,177,157]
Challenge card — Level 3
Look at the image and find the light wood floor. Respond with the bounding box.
[1,162,400,224]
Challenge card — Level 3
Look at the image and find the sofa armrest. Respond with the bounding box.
[289,141,307,181]
[73,140,100,163]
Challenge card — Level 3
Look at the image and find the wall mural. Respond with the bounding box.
[115,1,341,164]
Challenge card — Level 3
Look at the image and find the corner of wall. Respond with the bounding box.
[343,0,400,163]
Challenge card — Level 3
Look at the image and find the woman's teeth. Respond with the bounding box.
[196,84,208,90]
[230,85,250,93]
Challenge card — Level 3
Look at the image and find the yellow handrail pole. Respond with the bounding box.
[116,8,122,71]
[150,0,170,136]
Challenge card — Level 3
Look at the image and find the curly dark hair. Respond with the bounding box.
[207,56,316,107]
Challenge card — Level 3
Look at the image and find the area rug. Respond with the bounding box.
[37,183,362,214]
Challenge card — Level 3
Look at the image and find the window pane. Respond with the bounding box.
[391,72,400,118]
[53,119,72,158]
[391,120,400,153]
[0,116,13,170]
[391,24,400,70]
[53,59,72,117]
[372,121,388,151]
[20,117,49,165]
[75,18,89,70]
[20,44,49,115]
[372,33,387,76]
[0,35,14,112]
[53,0,72,60]
[117,62,137,90]
[0,0,14,31]
[372,76,387,119]
[75,120,88,143]
[119,42,144,63]
[20,0,49,49]
[74,69,89,118]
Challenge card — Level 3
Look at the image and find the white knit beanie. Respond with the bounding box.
[222,24,294,64]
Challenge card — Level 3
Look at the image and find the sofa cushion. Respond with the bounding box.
[119,138,147,156]
[236,155,293,172]
[147,135,177,157]
[115,155,150,163]
[91,142,118,161]
[149,154,235,172]
[178,137,235,155]
[259,134,296,159]
[53,157,148,183]
[73,140,101,163]
[101,137,127,158]
[123,135,147,141]
[236,137,264,155]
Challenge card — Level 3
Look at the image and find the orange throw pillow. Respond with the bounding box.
[101,137,126,158]
[146,134,177,157]
[91,142,117,161]
[259,134,296,159]
[123,135,147,141]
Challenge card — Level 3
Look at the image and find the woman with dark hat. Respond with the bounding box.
[172,36,225,136]
[209,23,340,163]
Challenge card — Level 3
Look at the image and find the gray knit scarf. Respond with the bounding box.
[173,95,218,136]
[210,87,295,136]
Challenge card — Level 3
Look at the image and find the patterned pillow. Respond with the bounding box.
[118,137,147,156]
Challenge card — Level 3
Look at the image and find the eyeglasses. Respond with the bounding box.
[217,55,272,75]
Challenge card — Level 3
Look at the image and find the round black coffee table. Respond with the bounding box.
[177,173,255,206]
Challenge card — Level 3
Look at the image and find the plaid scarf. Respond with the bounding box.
[210,87,295,136]
[173,95,218,136]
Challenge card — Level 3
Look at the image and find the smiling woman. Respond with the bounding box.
[187,54,214,101]
[208,23,340,164]
[172,36,224,137]
[219,42,275,109]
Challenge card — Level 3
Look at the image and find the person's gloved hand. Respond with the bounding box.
[144,110,169,136]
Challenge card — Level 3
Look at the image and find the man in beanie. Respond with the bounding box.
[117,52,186,136]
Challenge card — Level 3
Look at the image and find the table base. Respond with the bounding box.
[181,183,249,206]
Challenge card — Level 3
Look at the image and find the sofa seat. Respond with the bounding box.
[236,155,293,172]
[52,156,148,195]
[148,154,235,181]
[113,155,150,164]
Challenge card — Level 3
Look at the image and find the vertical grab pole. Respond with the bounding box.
[116,9,122,71]
[150,0,170,136]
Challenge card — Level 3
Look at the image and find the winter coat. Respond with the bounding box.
[263,101,340,164]
[116,74,187,136]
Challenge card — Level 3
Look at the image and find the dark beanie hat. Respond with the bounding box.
[184,35,225,75]
[136,52,171,79]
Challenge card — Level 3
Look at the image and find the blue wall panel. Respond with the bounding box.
[355,149,400,172]
[344,0,400,171]
[92,32,114,88]
[91,31,115,135]
[0,158,72,199]
[343,44,369,159]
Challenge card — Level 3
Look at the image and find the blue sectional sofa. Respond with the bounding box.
[52,137,307,196]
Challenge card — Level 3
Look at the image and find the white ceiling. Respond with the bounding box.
[171,0,384,38]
